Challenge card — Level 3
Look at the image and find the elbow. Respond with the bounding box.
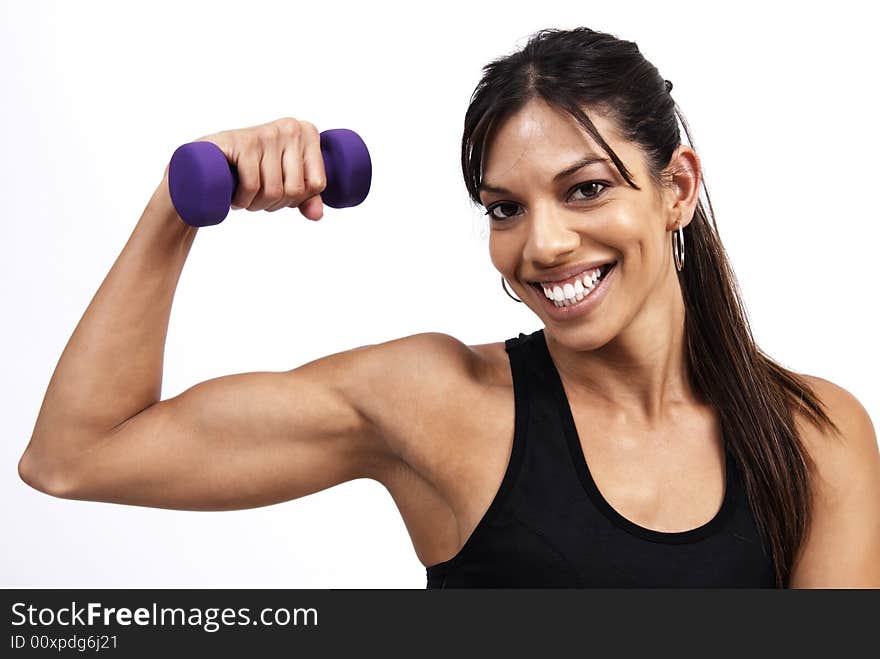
[18,447,79,498]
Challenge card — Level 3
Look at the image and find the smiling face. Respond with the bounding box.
[479,97,696,350]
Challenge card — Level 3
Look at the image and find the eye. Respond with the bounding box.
[484,202,520,221]
[570,181,608,202]
[483,181,609,221]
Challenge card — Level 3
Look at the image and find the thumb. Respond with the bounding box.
[298,194,324,221]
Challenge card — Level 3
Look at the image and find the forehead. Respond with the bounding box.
[481,98,636,184]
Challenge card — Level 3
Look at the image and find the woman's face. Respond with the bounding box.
[479,98,696,350]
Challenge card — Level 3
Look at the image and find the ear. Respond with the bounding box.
[663,145,701,232]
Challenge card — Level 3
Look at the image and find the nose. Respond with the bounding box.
[521,204,580,266]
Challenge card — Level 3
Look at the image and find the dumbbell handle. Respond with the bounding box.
[167,128,372,227]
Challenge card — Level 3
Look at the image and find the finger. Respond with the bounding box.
[279,139,305,206]
[249,132,284,212]
[230,138,261,210]
[263,141,304,214]
[300,121,327,200]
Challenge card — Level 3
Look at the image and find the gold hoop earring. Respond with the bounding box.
[672,222,685,272]
[501,276,523,303]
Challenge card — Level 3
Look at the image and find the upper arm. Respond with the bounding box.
[789,375,880,588]
[27,332,472,512]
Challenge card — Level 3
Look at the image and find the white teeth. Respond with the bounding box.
[540,266,611,306]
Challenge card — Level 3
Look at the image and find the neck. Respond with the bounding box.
[545,269,698,426]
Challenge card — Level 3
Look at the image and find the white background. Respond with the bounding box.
[2,0,877,587]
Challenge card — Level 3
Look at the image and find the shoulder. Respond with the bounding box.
[794,374,876,467]
[337,332,494,385]
[342,331,510,389]
[793,374,877,498]
[334,331,513,499]
[789,373,880,587]
[331,332,507,450]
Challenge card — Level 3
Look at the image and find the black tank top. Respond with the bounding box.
[425,329,777,588]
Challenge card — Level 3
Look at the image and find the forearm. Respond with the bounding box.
[25,175,197,469]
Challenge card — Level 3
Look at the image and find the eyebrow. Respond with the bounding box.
[479,154,610,195]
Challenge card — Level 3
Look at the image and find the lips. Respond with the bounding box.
[532,259,617,318]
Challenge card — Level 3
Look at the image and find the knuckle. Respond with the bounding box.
[306,176,326,194]
[275,116,301,137]
[300,120,318,136]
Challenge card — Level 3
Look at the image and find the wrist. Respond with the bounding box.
[131,176,199,254]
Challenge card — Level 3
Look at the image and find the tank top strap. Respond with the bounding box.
[503,327,587,499]
[505,328,568,432]
[504,329,554,399]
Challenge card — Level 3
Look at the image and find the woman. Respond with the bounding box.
[19,27,880,588]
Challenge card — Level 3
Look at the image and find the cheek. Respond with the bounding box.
[599,213,668,289]
[611,205,664,249]
[488,234,515,274]
[596,211,645,262]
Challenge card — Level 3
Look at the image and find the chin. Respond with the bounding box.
[545,322,615,352]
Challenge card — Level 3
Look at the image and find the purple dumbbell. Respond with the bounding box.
[167,128,372,227]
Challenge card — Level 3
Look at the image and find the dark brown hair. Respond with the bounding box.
[460,27,839,587]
